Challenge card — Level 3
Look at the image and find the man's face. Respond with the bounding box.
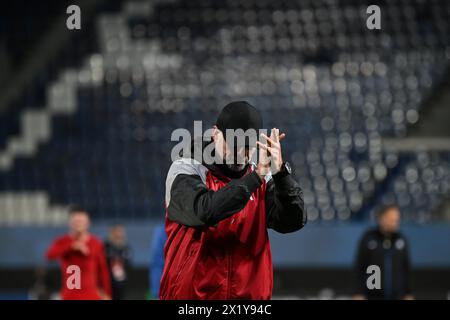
[378,207,401,234]
[69,212,90,234]
[110,226,126,244]
[213,128,256,172]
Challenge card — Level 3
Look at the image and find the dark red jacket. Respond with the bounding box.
[160,156,306,300]
[46,234,112,300]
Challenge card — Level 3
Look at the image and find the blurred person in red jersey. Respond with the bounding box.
[46,206,111,300]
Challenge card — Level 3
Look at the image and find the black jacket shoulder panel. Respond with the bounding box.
[165,158,208,207]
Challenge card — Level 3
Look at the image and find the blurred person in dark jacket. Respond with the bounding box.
[29,267,51,300]
[353,205,413,300]
[104,224,132,300]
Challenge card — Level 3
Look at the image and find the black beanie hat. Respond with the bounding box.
[216,101,263,137]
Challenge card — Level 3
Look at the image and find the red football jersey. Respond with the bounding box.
[46,234,112,300]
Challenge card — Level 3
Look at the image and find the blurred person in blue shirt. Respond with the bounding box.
[148,223,167,299]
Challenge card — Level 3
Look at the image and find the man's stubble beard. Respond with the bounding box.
[226,163,247,172]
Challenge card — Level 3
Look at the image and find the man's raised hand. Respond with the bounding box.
[256,128,285,179]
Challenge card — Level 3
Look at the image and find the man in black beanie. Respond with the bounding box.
[214,101,263,173]
[160,101,306,300]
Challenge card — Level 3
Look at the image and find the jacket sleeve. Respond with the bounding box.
[166,159,262,227]
[265,173,306,233]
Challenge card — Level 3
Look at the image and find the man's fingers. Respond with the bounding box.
[270,128,276,141]
[261,132,285,144]
[257,140,270,157]
[256,141,276,154]
[273,128,279,143]
[256,141,267,149]
[260,133,277,146]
